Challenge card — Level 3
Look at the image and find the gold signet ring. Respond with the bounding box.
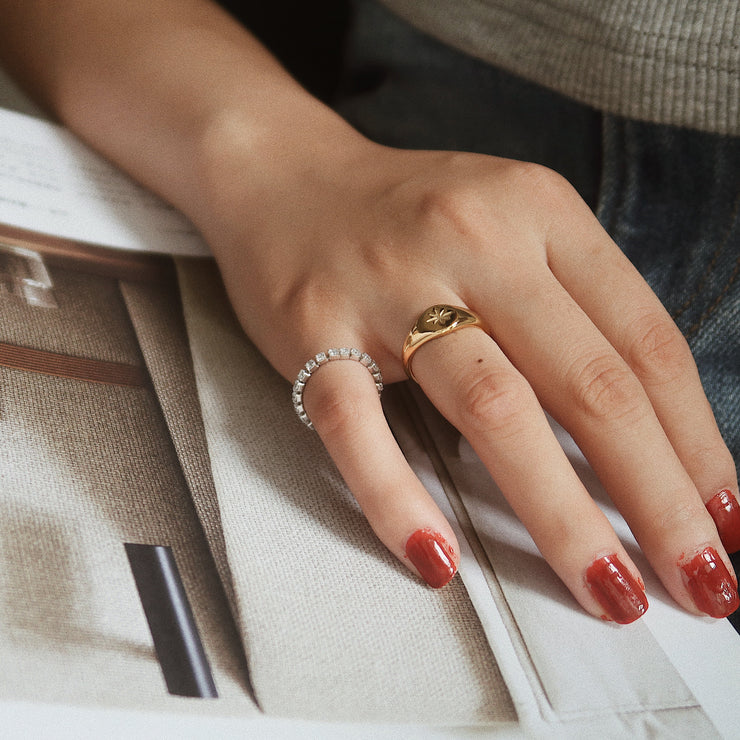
[402,304,487,382]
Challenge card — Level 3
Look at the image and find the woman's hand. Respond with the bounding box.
[5,0,735,624]
[196,124,739,624]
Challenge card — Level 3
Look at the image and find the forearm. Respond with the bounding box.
[0,0,360,233]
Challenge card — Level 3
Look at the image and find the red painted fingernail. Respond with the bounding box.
[680,547,739,618]
[706,489,740,554]
[405,529,457,588]
[585,554,648,624]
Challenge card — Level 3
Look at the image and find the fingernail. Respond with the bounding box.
[585,554,648,624]
[706,489,740,554]
[680,546,739,618]
[405,528,457,588]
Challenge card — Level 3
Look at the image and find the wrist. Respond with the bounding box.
[190,87,371,251]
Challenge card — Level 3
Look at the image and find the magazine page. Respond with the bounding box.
[0,106,209,257]
[388,385,739,738]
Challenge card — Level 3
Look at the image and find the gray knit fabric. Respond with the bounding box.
[380,0,740,134]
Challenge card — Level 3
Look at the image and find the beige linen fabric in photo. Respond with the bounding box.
[120,273,237,609]
[176,259,516,724]
[0,261,256,716]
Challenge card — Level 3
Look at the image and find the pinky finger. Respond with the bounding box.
[301,356,460,588]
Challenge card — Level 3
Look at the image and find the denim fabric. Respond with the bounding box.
[336,0,740,468]
[598,121,740,466]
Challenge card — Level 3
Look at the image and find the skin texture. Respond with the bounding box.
[1,0,737,621]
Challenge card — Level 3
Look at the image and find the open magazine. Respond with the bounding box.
[1,101,738,738]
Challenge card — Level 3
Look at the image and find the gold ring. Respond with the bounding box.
[402,304,487,382]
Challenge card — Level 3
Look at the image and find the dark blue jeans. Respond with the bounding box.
[335,0,740,626]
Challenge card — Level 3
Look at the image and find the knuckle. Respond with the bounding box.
[508,160,575,203]
[284,278,332,317]
[683,439,736,485]
[685,442,719,473]
[457,368,534,436]
[283,280,344,337]
[571,354,646,422]
[416,183,484,242]
[651,499,709,540]
[627,314,696,386]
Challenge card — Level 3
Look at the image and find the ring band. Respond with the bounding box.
[292,348,383,430]
[402,305,487,382]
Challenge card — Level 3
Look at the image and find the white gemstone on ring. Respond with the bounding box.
[292,348,384,430]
